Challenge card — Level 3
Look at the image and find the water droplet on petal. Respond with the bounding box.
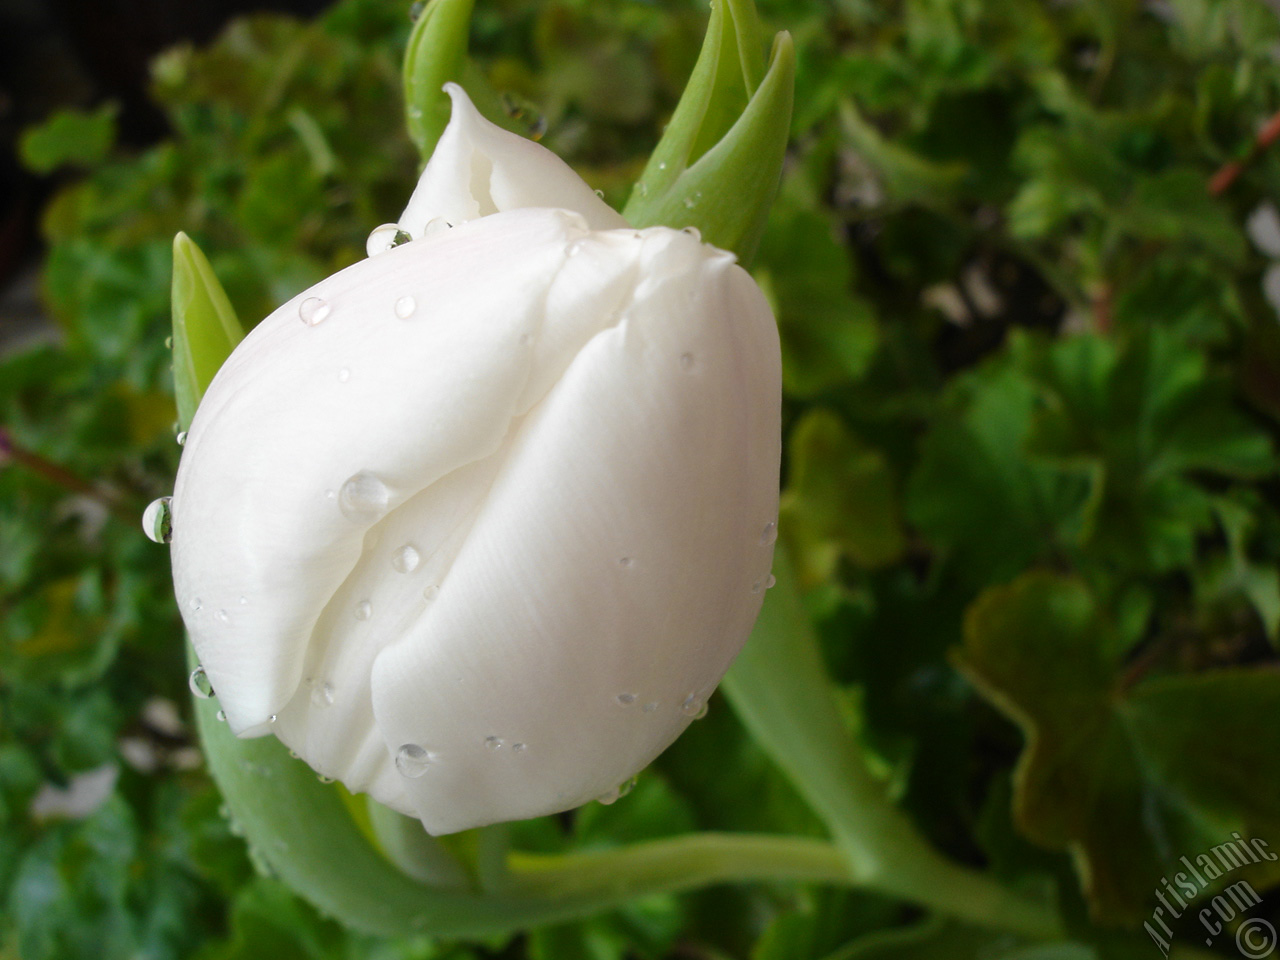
[616,693,637,706]
[657,162,667,171]
[395,744,434,778]
[298,296,331,326]
[643,701,659,713]
[366,223,401,257]
[164,336,173,349]
[594,189,605,199]
[191,597,203,611]
[618,556,633,568]
[760,521,778,546]
[423,217,452,235]
[392,544,420,573]
[216,709,227,722]
[189,666,214,699]
[288,749,300,760]
[682,225,701,239]
[679,352,695,371]
[485,736,504,750]
[354,600,372,621]
[512,742,526,753]
[268,714,277,723]
[394,295,417,319]
[765,574,777,589]
[567,241,583,257]
[142,497,173,543]
[216,609,229,623]
[311,681,334,707]
[423,584,440,602]
[598,776,638,805]
[317,774,334,784]
[239,595,249,605]
[339,472,389,523]
[176,431,187,446]
[681,694,708,719]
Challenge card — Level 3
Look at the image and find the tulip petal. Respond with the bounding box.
[172,207,778,829]
[397,84,628,237]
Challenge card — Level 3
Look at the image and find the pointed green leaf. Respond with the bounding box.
[403,0,475,161]
[625,0,765,211]
[171,232,244,431]
[628,31,795,264]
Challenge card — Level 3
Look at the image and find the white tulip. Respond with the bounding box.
[170,85,781,835]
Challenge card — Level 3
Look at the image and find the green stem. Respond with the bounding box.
[722,546,1062,939]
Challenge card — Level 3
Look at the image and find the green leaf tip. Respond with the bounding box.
[171,232,244,431]
[403,0,475,161]
[626,27,795,264]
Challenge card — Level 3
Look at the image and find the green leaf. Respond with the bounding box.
[957,571,1280,922]
[19,104,118,174]
[171,233,246,431]
[781,410,905,583]
[625,13,794,263]
[403,0,475,162]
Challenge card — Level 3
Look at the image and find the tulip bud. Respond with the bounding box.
[168,87,781,835]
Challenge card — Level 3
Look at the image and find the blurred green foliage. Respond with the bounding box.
[3,0,1280,957]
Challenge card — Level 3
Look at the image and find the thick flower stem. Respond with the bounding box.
[722,546,1062,940]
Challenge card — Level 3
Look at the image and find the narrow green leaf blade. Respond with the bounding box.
[171,232,244,431]
[629,32,795,264]
[403,0,475,162]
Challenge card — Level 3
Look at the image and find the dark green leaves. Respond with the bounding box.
[958,573,1280,922]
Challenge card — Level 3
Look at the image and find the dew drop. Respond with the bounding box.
[216,709,227,722]
[216,609,229,623]
[142,497,173,543]
[164,335,173,349]
[298,296,331,326]
[423,217,452,235]
[354,600,373,621]
[392,544,421,573]
[682,225,702,240]
[311,681,334,707]
[288,749,300,759]
[567,241,584,257]
[191,596,203,612]
[657,162,667,171]
[366,223,401,257]
[338,471,390,523]
[395,744,434,778]
[616,693,637,706]
[618,556,633,568]
[317,774,334,784]
[485,736,504,750]
[597,776,638,805]
[512,742,527,753]
[189,666,214,699]
[176,431,187,446]
[760,521,778,546]
[679,352,695,371]
[765,573,777,589]
[268,714,277,723]
[681,694,708,719]
[643,701,659,713]
[394,295,417,319]
[239,595,249,605]
[423,584,440,602]
[594,189,605,199]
